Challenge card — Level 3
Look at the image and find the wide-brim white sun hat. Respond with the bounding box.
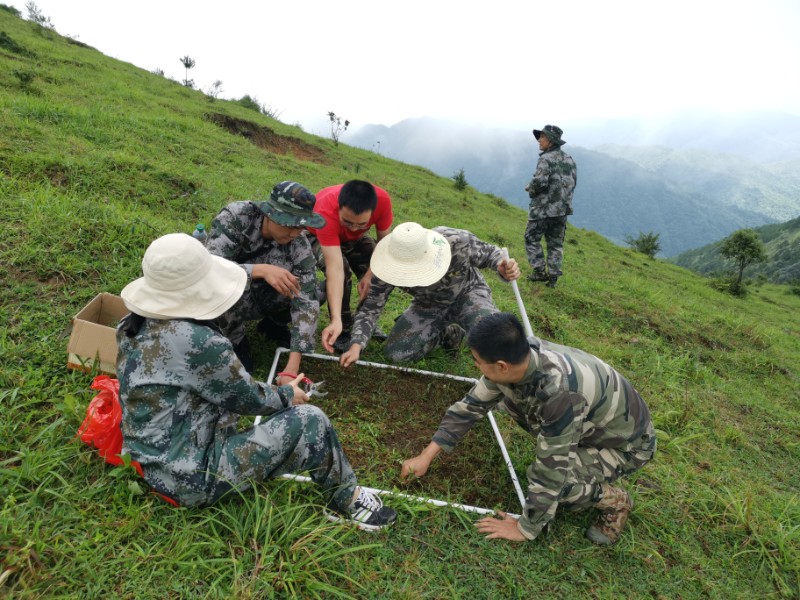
[121,233,247,320]
[370,222,451,287]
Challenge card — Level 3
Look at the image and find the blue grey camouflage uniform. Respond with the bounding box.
[433,336,655,540]
[351,226,505,362]
[205,201,318,352]
[524,132,577,277]
[116,315,357,510]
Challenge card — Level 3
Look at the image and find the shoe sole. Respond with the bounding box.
[324,510,395,532]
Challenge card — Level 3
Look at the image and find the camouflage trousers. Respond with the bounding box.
[385,283,497,363]
[214,280,291,346]
[524,216,568,276]
[158,404,358,511]
[502,399,656,512]
[309,234,377,331]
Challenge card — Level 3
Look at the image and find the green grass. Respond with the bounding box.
[2,10,799,598]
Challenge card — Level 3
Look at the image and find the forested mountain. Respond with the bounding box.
[670,216,800,283]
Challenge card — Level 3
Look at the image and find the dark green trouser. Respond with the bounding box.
[524,216,568,276]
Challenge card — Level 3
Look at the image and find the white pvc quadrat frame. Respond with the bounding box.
[255,348,526,517]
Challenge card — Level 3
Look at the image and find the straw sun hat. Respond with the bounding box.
[370,222,452,287]
[121,233,247,320]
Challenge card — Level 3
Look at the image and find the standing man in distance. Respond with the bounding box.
[205,181,324,386]
[307,180,393,353]
[524,124,577,288]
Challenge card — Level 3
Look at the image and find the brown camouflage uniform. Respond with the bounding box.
[351,226,505,362]
[433,336,655,540]
[205,201,318,352]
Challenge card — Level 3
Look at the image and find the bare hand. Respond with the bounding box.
[475,511,527,541]
[257,265,301,298]
[357,271,373,301]
[498,258,520,282]
[400,455,431,480]
[288,373,309,405]
[321,321,342,353]
[339,344,361,367]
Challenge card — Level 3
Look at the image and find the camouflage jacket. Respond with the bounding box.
[526,147,577,219]
[433,337,652,540]
[116,317,294,505]
[206,201,319,352]
[350,226,504,348]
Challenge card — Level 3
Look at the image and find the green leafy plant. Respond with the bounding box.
[452,168,468,191]
[179,54,195,88]
[625,231,661,258]
[720,228,767,293]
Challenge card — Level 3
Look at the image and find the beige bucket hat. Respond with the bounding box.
[121,233,247,320]
[370,222,451,287]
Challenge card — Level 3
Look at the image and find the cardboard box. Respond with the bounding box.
[67,293,129,374]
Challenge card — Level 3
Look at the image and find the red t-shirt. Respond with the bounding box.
[308,184,393,246]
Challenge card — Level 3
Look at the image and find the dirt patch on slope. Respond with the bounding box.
[205,112,328,164]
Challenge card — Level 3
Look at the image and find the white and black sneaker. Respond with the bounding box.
[327,488,397,531]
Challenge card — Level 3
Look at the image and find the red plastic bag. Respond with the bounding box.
[78,375,179,505]
[78,375,124,467]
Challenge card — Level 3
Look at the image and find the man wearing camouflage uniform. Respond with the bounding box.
[206,181,323,386]
[524,124,577,288]
[117,233,396,529]
[339,222,521,366]
[401,312,655,545]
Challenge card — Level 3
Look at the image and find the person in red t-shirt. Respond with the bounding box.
[307,180,393,353]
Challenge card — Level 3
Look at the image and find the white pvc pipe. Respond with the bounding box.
[501,247,534,337]
[279,473,518,517]
[258,348,527,514]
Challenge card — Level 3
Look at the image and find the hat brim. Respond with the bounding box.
[262,204,326,229]
[370,229,452,287]
[121,254,247,320]
[532,129,566,145]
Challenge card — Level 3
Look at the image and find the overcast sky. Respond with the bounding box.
[8,0,800,136]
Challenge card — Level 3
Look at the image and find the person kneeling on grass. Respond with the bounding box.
[400,312,655,544]
[116,232,396,530]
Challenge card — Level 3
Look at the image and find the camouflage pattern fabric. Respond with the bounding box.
[309,234,377,331]
[350,227,504,362]
[432,337,655,540]
[526,147,577,219]
[525,147,576,275]
[205,201,319,351]
[524,215,569,276]
[116,316,357,510]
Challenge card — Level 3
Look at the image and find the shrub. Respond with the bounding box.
[452,168,468,191]
[327,111,349,146]
[625,231,661,258]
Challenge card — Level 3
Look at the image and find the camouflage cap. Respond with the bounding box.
[259,181,327,228]
[533,124,566,146]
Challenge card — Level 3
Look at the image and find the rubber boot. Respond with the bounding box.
[585,484,633,545]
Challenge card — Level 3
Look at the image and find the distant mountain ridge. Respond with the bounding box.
[346,116,800,257]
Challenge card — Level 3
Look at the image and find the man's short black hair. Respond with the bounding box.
[467,312,530,365]
[338,180,378,214]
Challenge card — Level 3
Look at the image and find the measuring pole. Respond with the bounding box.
[501,248,534,337]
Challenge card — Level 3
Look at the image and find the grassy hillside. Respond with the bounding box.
[2,10,799,598]
[671,216,800,284]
